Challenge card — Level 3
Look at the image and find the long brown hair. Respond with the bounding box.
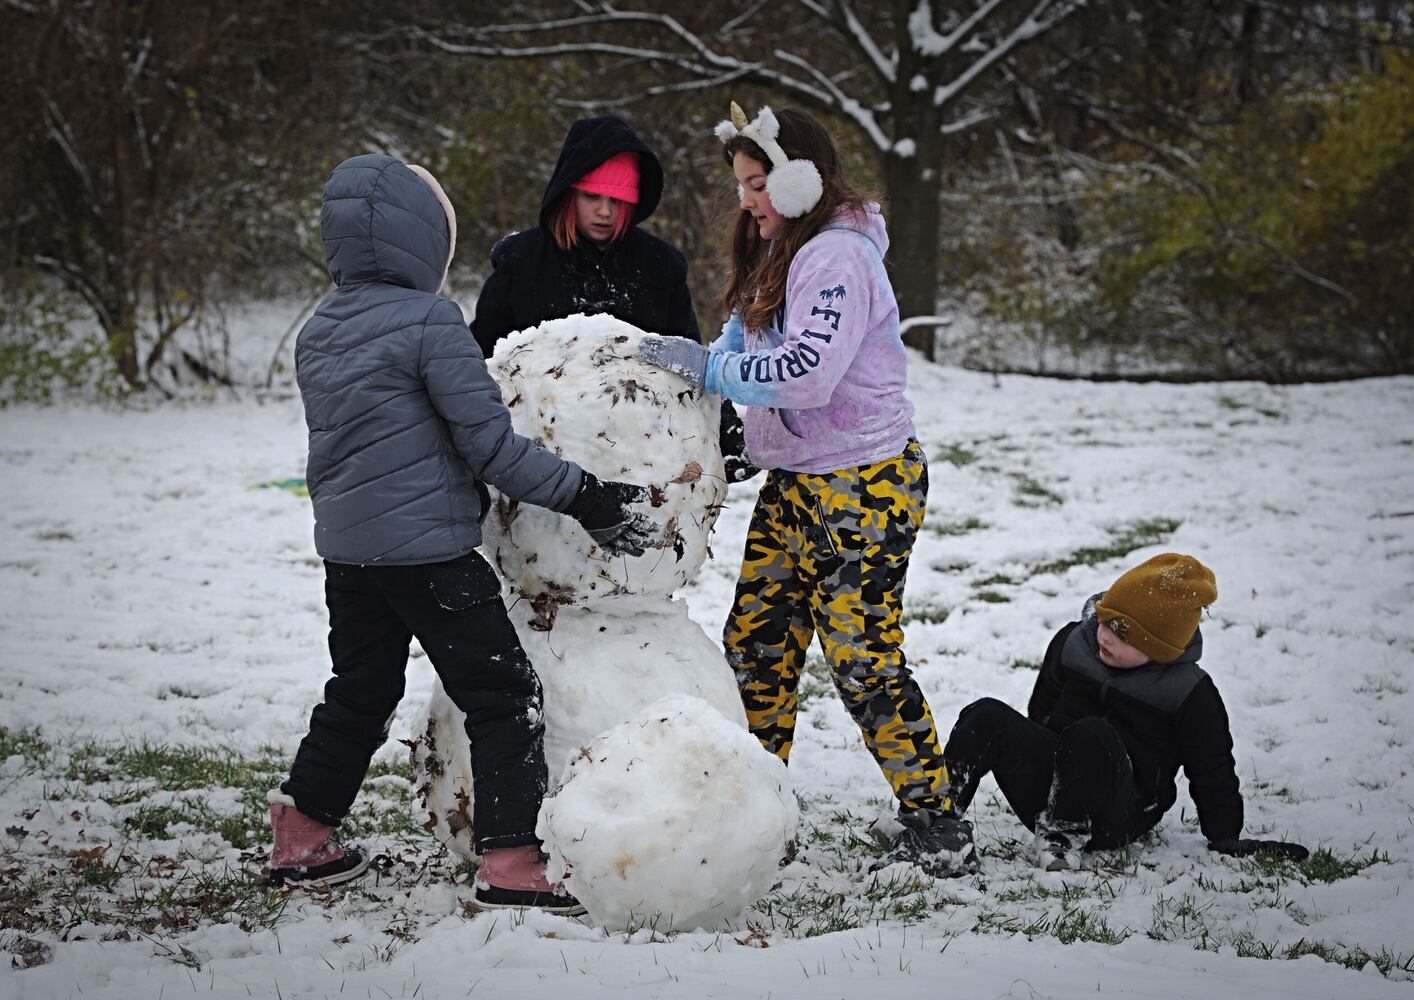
[721,108,874,333]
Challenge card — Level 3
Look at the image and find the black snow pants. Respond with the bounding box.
[942,697,1147,849]
[283,551,547,852]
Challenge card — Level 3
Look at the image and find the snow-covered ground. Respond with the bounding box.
[1,323,1412,998]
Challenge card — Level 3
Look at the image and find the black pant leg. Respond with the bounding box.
[375,551,548,852]
[942,697,1059,829]
[1049,717,1144,847]
[284,561,413,826]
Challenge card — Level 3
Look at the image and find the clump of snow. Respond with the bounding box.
[537,694,797,931]
[481,315,726,608]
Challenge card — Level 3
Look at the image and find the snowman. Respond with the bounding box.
[409,314,797,930]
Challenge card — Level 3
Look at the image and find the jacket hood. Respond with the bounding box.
[823,202,889,258]
[320,153,454,292]
[539,115,663,231]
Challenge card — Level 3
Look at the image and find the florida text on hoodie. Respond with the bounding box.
[704,204,914,474]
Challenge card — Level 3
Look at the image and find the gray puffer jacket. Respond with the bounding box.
[297,153,582,565]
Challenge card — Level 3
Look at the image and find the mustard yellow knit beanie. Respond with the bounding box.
[1095,553,1217,663]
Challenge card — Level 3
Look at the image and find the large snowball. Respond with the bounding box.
[409,602,748,861]
[537,694,798,931]
[481,316,726,609]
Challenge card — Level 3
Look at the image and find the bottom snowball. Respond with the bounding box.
[537,694,798,931]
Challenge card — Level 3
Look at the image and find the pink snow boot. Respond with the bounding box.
[266,791,369,888]
[475,844,584,915]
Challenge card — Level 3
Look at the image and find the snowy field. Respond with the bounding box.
[1,321,1412,998]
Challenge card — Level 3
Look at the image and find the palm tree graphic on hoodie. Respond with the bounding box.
[818,284,847,305]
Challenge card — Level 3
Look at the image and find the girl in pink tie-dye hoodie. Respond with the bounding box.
[640,106,964,877]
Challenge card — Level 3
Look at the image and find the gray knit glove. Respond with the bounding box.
[637,335,709,390]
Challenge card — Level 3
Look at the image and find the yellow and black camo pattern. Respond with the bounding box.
[724,440,952,815]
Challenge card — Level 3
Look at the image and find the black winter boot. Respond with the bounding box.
[1033,818,1087,872]
[872,809,979,878]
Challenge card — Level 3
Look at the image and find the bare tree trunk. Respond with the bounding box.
[883,153,944,360]
[106,304,142,389]
[886,2,945,360]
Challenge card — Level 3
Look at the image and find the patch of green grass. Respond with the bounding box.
[0,726,51,766]
[755,868,938,938]
[903,602,951,625]
[974,901,1131,946]
[63,740,285,789]
[1030,517,1182,577]
[124,802,215,839]
[973,573,1018,587]
[1013,476,1064,507]
[1008,658,1040,671]
[2,843,290,940]
[1286,847,1388,883]
[1226,930,1412,975]
[974,591,1011,604]
[1147,892,1216,942]
[927,516,987,537]
[36,530,75,542]
[934,443,979,467]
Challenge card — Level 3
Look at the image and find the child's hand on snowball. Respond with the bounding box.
[638,335,709,390]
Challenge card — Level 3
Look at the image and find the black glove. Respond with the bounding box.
[719,400,759,484]
[563,472,657,557]
[1208,837,1309,862]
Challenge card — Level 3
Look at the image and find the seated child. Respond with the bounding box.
[880,553,1309,875]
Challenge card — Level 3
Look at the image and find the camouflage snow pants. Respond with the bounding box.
[725,440,953,816]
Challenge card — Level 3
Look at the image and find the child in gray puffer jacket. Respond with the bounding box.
[270,153,654,914]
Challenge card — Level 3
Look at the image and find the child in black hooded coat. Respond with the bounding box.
[470,114,753,480]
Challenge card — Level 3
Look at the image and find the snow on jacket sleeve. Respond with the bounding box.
[702,235,872,408]
[1175,676,1244,842]
[469,236,518,359]
[420,298,582,511]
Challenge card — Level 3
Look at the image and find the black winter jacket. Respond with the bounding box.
[1027,596,1244,842]
[470,115,699,358]
[296,154,582,565]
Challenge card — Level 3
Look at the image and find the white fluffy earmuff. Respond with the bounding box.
[715,102,823,218]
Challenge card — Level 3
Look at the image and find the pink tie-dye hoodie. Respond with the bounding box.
[703,203,916,474]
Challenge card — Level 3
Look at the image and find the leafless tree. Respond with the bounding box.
[410,1,1086,358]
[0,1,360,390]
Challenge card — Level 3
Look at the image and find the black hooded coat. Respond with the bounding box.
[469,115,700,357]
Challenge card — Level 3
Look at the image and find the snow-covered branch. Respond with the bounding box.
[411,16,885,144]
[793,0,896,84]
[910,0,1010,58]
[773,49,890,151]
[932,0,1086,109]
